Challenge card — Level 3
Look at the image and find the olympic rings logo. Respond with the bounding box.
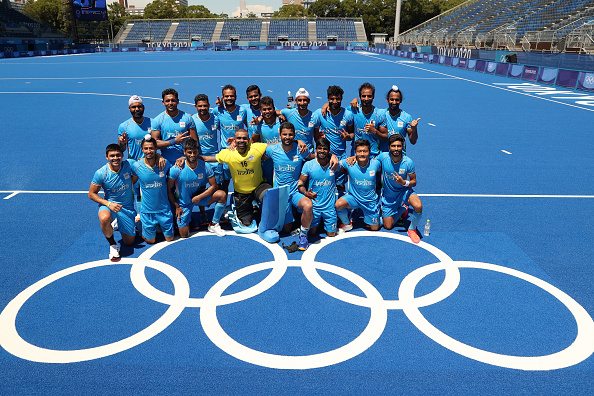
[584,74,594,85]
[1,231,593,370]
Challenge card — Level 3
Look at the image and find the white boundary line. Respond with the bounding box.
[0,92,194,106]
[358,52,594,112]
[2,191,593,200]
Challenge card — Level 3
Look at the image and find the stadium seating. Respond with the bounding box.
[171,20,217,42]
[400,0,594,52]
[316,19,358,41]
[220,19,262,41]
[123,21,171,43]
[268,19,308,40]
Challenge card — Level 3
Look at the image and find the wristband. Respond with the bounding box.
[107,201,112,210]
[169,138,176,146]
[404,180,410,187]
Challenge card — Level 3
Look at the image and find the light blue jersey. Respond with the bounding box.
[301,159,336,211]
[340,158,381,204]
[240,103,261,136]
[281,108,320,152]
[379,108,413,153]
[192,112,219,156]
[91,160,135,208]
[131,159,171,214]
[118,117,152,160]
[376,152,415,200]
[256,119,282,144]
[347,106,386,157]
[151,110,196,163]
[314,108,354,158]
[265,144,309,195]
[168,160,214,207]
[214,105,247,148]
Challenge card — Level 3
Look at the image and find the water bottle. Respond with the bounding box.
[424,220,431,236]
[287,90,294,107]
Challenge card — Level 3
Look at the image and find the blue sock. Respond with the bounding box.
[395,206,406,220]
[212,203,226,224]
[409,211,422,230]
[337,209,350,225]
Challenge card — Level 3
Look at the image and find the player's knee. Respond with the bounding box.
[122,234,135,246]
[214,189,227,203]
[369,224,380,231]
[327,231,336,237]
[98,211,112,225]
[383,218,394,230]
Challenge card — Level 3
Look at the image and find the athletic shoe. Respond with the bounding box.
[200,212,209,225]
[111,218,118,231]
[208,222,227,237]
[298,233,308,251]
[109,244,121,262]
[290,227,302,236]
[407,229,420,244]
[338,222,353,234]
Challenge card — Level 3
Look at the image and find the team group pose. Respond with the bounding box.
[89,83,423,261]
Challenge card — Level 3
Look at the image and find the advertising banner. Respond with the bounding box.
[522,66,539,81]
[555,69,579,88]
[576,72,594,92]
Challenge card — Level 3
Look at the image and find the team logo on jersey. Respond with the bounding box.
[277,164,296,172]
[148,127,152,132]
[369,170,375,177]
[293,156,299,162]
[123,173,130,179]
[180,122,186,128]
[211,125,216,130]
[248,155,254,161]
[397,121,404,128]
[145,181,162,188]
[159,171,165,178]
[399,169,406,175]
[355,179,373,186]
[308,122,314,127]
[340,120,347,126]
[236,115,242,121]
[329,170,334,176]
[197,173,204,179]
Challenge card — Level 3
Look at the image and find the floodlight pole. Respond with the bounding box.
[394,0,402,42]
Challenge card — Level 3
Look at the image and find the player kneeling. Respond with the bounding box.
[298,137,338,237]
[89,144,138,261]
[168,139,227,238]
[377,134,423,243]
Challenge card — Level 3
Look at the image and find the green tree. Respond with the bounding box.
[185,5,215,18]
[308,0,341,18]
[108,2,128,34]
[246,11,258,18]
[22,0,67,33]
[143,0,186,19]
[273,4,308,18]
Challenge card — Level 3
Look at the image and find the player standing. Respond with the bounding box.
[314,85,354,192]
[118,95,152,161]
[348,82,388,158]
[252,96,282,184]
[281,87,321,153]
[151,88,197,164]
[379,85,420,153]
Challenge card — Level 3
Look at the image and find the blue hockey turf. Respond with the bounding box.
[0,50,593,394]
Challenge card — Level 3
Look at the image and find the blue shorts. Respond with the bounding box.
[311,207,337,233]
[342,194,380,225]
[99,205,136,237]
[140,210,174,240]
[284,191,305,224]
[176,194,213,227]
[222,163,232,181]
[381,188,414,218]
[205,162,223,185]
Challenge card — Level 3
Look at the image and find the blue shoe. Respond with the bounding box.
[298,233,308,251]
